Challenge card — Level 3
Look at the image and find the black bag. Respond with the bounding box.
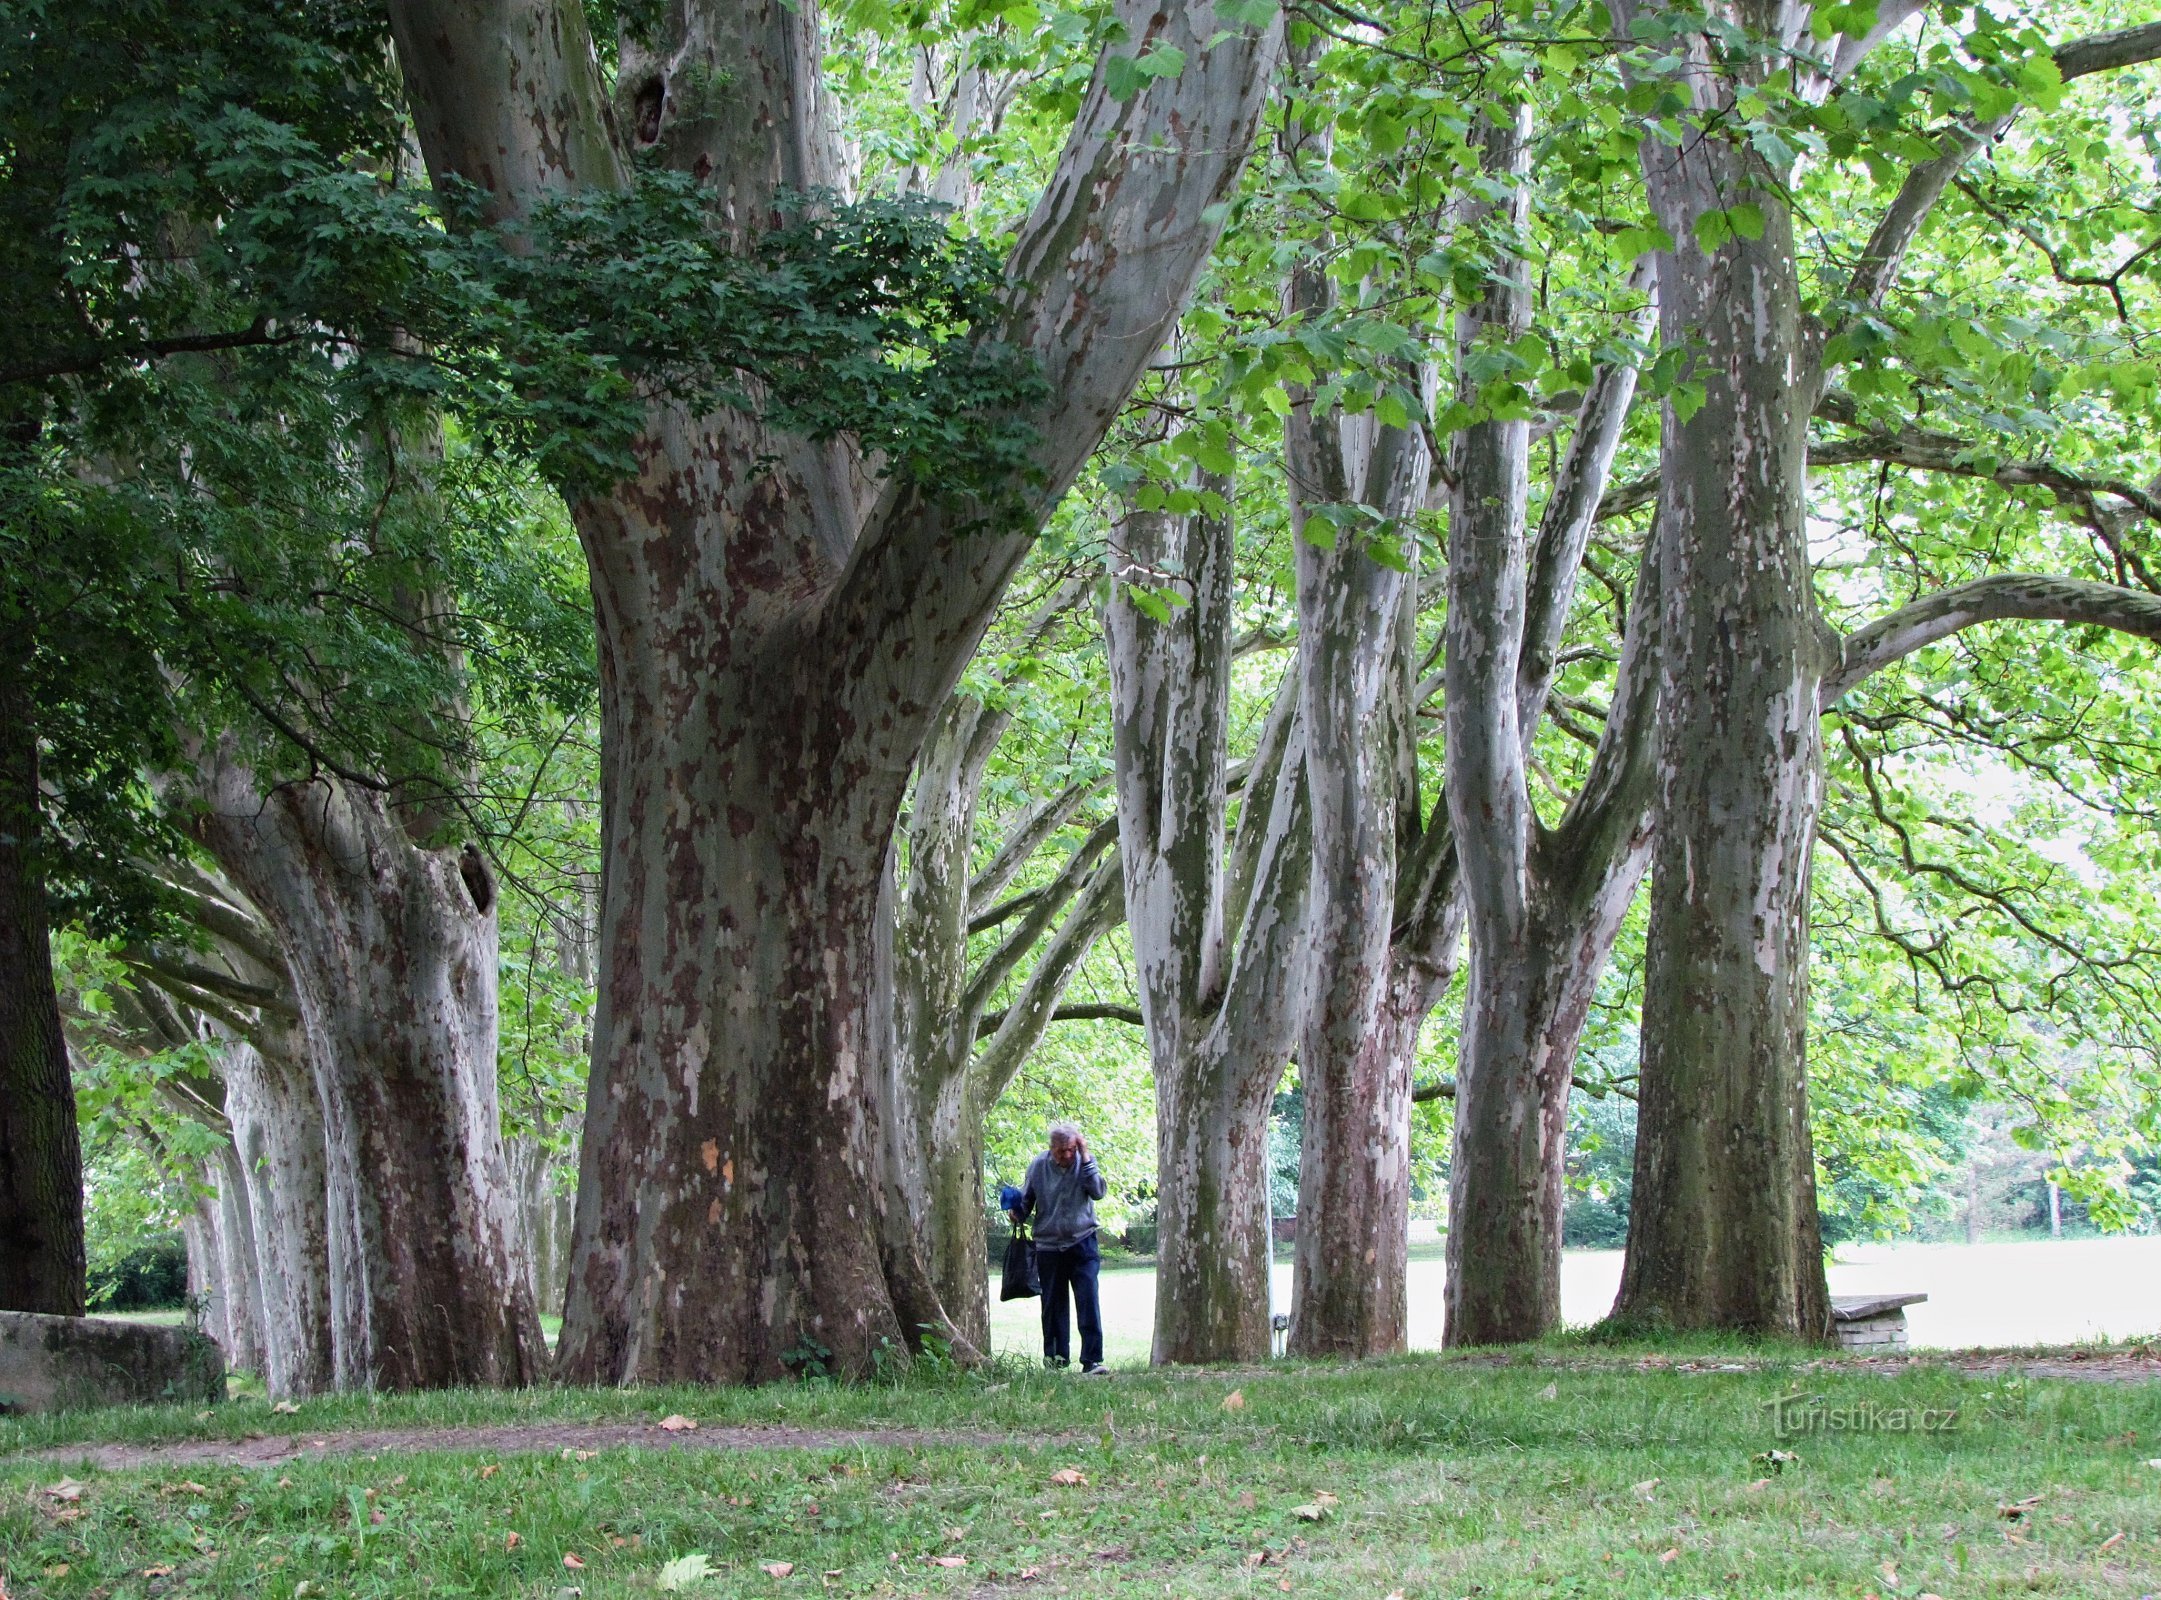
[1000,1224,1040,1301]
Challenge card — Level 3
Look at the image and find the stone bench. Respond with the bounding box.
[1831,1292,1927,1352]
[0,1311,224,1414]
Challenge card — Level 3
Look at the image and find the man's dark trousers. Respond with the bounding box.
[1036,1232,1103,1368]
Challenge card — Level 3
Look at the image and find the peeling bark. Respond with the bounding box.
[387,0,1279,1382]
[223,1026,336,1397]
[1440,106,1660,1348]
[1107,498,1313,1365]
[1282,362,1429,1358]
[192,757,545,1390]
[1607,0,1831,1339]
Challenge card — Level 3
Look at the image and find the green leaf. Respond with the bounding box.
[1136,42,1186,79]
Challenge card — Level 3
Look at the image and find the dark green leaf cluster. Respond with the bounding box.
[401,178,1048,502]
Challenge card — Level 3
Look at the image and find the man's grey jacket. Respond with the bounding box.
[1017,1151,1107,1248]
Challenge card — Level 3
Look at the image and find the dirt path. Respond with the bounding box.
[11,1346,2156,1474]
[13,1421,1044,1473]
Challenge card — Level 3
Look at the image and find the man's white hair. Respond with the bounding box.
[1048,1119,1081,1142]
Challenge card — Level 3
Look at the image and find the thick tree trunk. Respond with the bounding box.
[1153,1057,1277,1363]
[1290,975,1420,1356]
[1282,394,1428,1360]
[389,0,1278,1386]
[223,1030,336,1396]
[1607,18,1831,1337]
[0,660,85,1316]
[194,765,547,1388]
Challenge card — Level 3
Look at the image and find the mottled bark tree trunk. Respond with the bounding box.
[224,1028,336,1396]
[387,0,1278,1382]
[193,762,546,1389]
[1431,95,1665,1347]
[1282,367,1429,1359]
[1107,499,1313,1365]
[1607,0,1831,1339]
[0,656,85,1316]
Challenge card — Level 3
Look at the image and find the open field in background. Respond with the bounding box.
[988,1236,2161,1364]
[6,1349,2161,1598]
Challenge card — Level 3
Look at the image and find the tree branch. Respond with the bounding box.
[1824,572,2161,706]
[975,999,1142,1041]
[1835,21,2161,321]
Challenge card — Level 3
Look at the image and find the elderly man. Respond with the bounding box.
[1011,1119,1109,1374]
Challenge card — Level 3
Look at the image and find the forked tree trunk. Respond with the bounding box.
[1107,498,1313,1366]
[1607,6,1831,1337]
[1600,3,2161,1339]
[224,1029,336,1396]
[194,763,547,1388]
[1282,373,1430,1359]
[1438,94,1662,1346]
[388,0,1278,1382]
[0,659,86,1315]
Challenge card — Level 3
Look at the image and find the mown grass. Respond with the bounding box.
[4,1349,2158,1598]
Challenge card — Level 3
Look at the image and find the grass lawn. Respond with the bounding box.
[4,1346,2159,1598]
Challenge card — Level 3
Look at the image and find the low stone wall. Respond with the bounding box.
[0,1311,224,1414]
[1834,1312,1910,1352]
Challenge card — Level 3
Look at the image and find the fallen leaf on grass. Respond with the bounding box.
[924,1554,967,1567]
[142,1566,176,1577]
[761,1561,794,1577]
[564,1554,586,1570]
[560,1448,597,1461]
[2098,1531,2126,1552]
[1221,1389,1246,1412]
[506,1531,523,1551]
[1751,1450,1800,1473]
[43,1479,85,1502]
[271,1400,301,1414]
[1537,1382,1558,1401]
[1999,1496,2043,1521]
[659,1413,698,1432]
[1292,1504,1331,1523]
[655,1552,716,1591]
[1659,1548,1679,1564]
[1017,1567,1042,1580]
[1237,1490,1256,1509]
[1048,1468,1087,1486]
[43,1564,70,1578]
[1313,1491,1338,1508]
[479,1464,500,1479]
[1631,1478,1661,1498]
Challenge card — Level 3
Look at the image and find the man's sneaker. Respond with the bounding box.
[1080,1363,1111,1377]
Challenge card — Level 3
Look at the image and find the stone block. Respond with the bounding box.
[0,1311,224,1414]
